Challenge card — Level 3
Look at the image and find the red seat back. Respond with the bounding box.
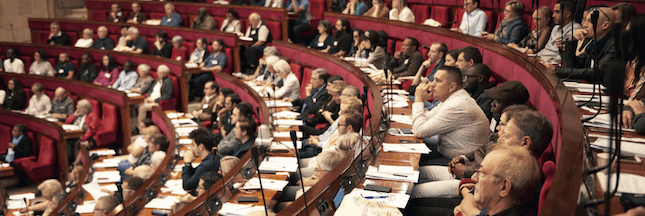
[36,136,57,171]
[290,63,303,82]
[538,160,556,215]
[101,103,119,131]
[0,124,11,155]
[92,10,108,21]
[265,21,282,41]
[411,5,431,24]
[26,131,38,157]
[38,31,50,44]
[150,12,165,20]
[300,68,313,99]
[146,37,156,54]
[431,6,452,26]
[223,47,233,74]
[85,98,102,117]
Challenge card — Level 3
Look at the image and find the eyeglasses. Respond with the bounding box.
[474,165,505,179]
[462,74,483,82]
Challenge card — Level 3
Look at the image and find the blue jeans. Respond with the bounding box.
[117,160,133,182]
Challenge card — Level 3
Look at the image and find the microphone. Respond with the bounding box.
[251,146,269,216]
[290,130,310,216]
[531,0,535,11]
[10,24,15,42]
[612,22,623,61]
[591,10,599,34]
[536,0,539,7]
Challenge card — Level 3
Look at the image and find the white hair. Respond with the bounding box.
[272,59,291,75]
[265,56,280,66]
[157,65,170,74]
[164,3,174,10]
[138,64,151,73]
[150,151,166,170]
[98,26,108,32]
[171,35,183,45]
[127,27,139,35]
[264,46,278,56]
[249,13,261,21]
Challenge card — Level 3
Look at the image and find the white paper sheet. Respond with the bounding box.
[76,201,97,214]
[242,178,289,191]
[9,193,35,200]
[274,131,302,138]
[274,119,303,126]
[62,124,82,131]
[382,143,431,154]
[145,196,180,209]
[389,114,413,125]
[272,110,301,118]
[348,188,411,209]
[271,141,302,150]
[82,181,111,201]
[379,165,415,175]
[258,161,298,172]
[218,203,266,216]
[166,112,185,119]
[597,172,645,195]
[265,100,293,107]
[89,149,116,156]
[591,137,645,157]
[365,166,419,183]
[94,171,121,183]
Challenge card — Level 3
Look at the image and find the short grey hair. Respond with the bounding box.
[127,26,139,35]
[317,150,345,172]
[138,64,151,73]
[157,65,170,75]
[98,26,108,32]
[273,59,291,75]
[50,22,59,27]
[164,3,174,10]
[265,56,280,66]
[263,46,278,56]
[77,99,93,113]
[249,13,261,21]
[171,35,183,45]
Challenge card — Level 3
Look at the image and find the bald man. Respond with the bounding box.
[94,196,120,216]
[50,87,75,120]
[244,13,274,73]
[552,7,617,83]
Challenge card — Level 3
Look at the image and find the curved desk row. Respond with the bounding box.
[85,0,288,41]
[27,18,240,74]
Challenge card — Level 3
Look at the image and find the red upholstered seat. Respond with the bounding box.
[146,37,156,54]
[14,136,58,184]
[411,5,431,24]
[22,56,33,72]
[538,160,556,215]
[300,68,313,99]
[181,15,190,27]
[214,17,225,27]
[431,6,452,26]
[302,0,326,36]
[150,12,166,20]
[265,21,283,41]
[93,103,118,149]
[184,41,196,54]
[0,124,11,155]
[92,10,108,21]
[290,63,303,82]
[108,34,119,45]
[159,75,180,110]
[419,46,429,60]
[223,48,234,74]
[22,88,32,110]
[85,98,102,117]
[67,31,79,45]
[12,131,38,171]
[38,31,50,44]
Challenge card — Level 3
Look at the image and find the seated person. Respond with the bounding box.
[365,0,389,18]
[453,0,487,36]
[188,38,210,65]
[347,29,363,57]
[220,156,241,174]
[266,0,284,7]
[612,2,637,30]
[133,165,154,180]
[94,196,120,216]
[75,53,100,82]
[280,150,345,202]
[309,20,334,51]
[507,6,553,54]
[150,151,166,170]
[1,124,31,164]
[335,132,361,155]
[327,18,353,57]
[456,46,483,73]
[262,60,301,101]
[216,94,242,139]
[3,78,26,111]
[130,64,155,94]
[342,0,368,15]
[390,37,423,79]
[25,83,52,116]
[244,13,273,73]
[50,87,75,120]
[622,99,645,134]
[94,54,120,86]
[536,0,581,63]
[194,39,227,99]
[66,99,103,149]
[389,0,414,23]
[171,36,189,62]
[93,26,115,50]
[160,3,183,27]
[220,9,243,34]
[54,52,75,79]
[112,60,139,91]
[47,22,71,46]
[114,26,129,49]
[286,0,311,45]
[183,128,221,191]
[122,125,160,171]
[247,46,278,81]
[308,95,362,147]
[106,2,126,23]
[152,30,173,58]
[180,171,223,203]
[186,81,219,122]
[127,2,147,24]
[217,101,251,153]
[402,43,450,94]
[4,47,25,74]
[486,81,530,131]
[463,64,496,120]
[124,27,150,54]
[137,65,174,125]
[289,68,330,118]
[481,0,528,45]
[220,117,256,158]
[253,56,282,85]
[301,80,346,138]
[19,180,62,213]
[192,7,217,30]
[354,30,386,69]
[118,176,144,203]
[123,134,169,179]
[29,49,54,76]
[75,28,94,48]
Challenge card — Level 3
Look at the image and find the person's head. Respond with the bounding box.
[336,132,360,155]
[212,38,226,53]
[12,124,25,138]
[327,75,344,84]
[123,60,136,72]
[196,38,208,49]
[102,54,117,71]
[81,52,93,64]
[38,179,63,201]
[457,46,482,73]
[50,22,60,34]
[392,0,406,10]
[204,81,220,97]
[149,133,170,152]
[188,128,215,156]
[429,42,448,64]
[311,68,330,90]
[225,8,239,22]
[172,35,183,49]
[170,202,190,215]
[127,26,140,38]
[34,49,47,62]
[54,87,66,101]
[463,63,491,93]
[111,2,121,12]
[485,81,530,120]
[156,30,168,43]
[76,99,93,116]
[553,0,574,25]
[372,0,384,8]
[316,150,345,172]
[328,80,347,104]
[401,37,419,54]
[352,28,364,44]
[318,20,333,35]
[431,66,463,102]
[472,146,541,213]
[82,28,94,39]
[249,13,262,27]
[225,93,241,112]
[59,52,69,64]
[611,3,636,29]
[581,7,615,39]
[139,118,154,131]
[132,2,141,13]
[264,46,278,57]
[234,117,255,142]
[157,65,170,79]
[340,97,362,116]
[120,26,128,36]
[137,64,151,78]
[464,0,480,13]
[32,83,44,96]
[232,101,253,125]
[341,85,360,100]
[625,14,645,62]
[97,26,108,39]
[363,30,380,49]
[7,78,21,91]
[198,7,209,18]
[94,196,119,216]
[164,3,175,16]
[6,47,19,60]
[122,176,145,201]
[533,6,553,29]
[335,18,352,36]
[198,171,222,196]
[342,112,363,134]
[498,109,553,157]
[273,60,292,79]
[220,156,240,175]
[444,49,461,67]
[133,165,153,179]
[503,1,525,20]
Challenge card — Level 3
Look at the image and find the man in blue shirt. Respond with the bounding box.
[287,0,311,45]
[160,3,183,27]
[182,128,221,191]
[192,39,227,100]
[54,53,75,79]
[2,124,31,164]
[112,60,139,91]
[125,27,149,54]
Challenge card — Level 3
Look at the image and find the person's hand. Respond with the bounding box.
[322,111,332,119]
[541,61,556,71]
[394,51,402,59]
[421,60,432,68]
[305,83,313,96]
[236,32,244,37]
[622,109,635,129]
[450,163,466,179]
[124,167,135,175]
[19,207,29,213]
[217,108,227,117]
[8,142,15,148]
[617,206,645,216]
[507,43,519,49]
[258,58,266,66]
[80,141,90,149]
[628,100,645,115]
[309,136,319,145]
[110,12,116,18]
[414,82,433,103]
[49,32,55,39]
[282,97,294,102]
[448,155,465,167]
[73,109,82,116]
[572,29,588,41]
[180,194,197,203]
[450,28,461,33]
[145,98,155,103]
[184,150,196,163]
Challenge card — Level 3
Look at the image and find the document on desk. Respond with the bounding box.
[258,161,298,172]
[7,200,27,209]
[185,62,199,68]
[379,165,415,175]
[145,196,180,210]
[272,110,300,118]
[62,124,82,131]
[563,81,606,90]
[265,100,293,107]
[242,177,289,191]
[176,127,198,136]
[166,112,185,119]
[597,172,645,195]
[127,92,141,97]
[82,181,111,200]
[389,114,413,125]
[386,100,409,108]
[590,137,645,157]
[572,95,610,104]
[9,193,35,200]
[383,143,431,154]
[93,158,120,168]
[348,188,410,209]
[94,171,121,183]
[274,131,302,138]
[75,201,97,214]
[219,203,266,216]
[264,156,298,164]
[365,166,419,183]
[89,149,116,156]
[382,89,409,95]
[275,119,304,126]
[172,118,198,127]
[272,141,303,150]
[179,138,193,145]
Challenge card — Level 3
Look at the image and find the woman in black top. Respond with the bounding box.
[3,78,26,110]
[152,30,173,58]
[75,52,100,83]
[348,28,364,57]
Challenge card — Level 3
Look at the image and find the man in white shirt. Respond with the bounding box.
[452,0,488,36]
[389,0,415,23]
[186,81,219,122]
[26,83,52,116]
[3,48,25,74]
[536,0,581,62]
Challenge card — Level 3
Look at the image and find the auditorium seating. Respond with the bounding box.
[214,72,270,124]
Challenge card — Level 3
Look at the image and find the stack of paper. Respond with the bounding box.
[258,161,298,172]
[62,124,82,131]
[82,181,111,200]
[274,119,303,126]
[381,89,409,95]
[265,100,293,107]
[348,188,411,209]
[390,114,413,125]
[271,141,303,150]
[176,127,198,136]
[272,110,300,118]
[274,131,302,138]
[94,171,121,183]
[185,62,199,68]
[590,137,645,157]
[242,178,289,191]
[597,172,645,195]
[166,112,185,119]
[76,200,97,214]
[385,100,409,108]
[93,158,120,168]
[365,166,419,183]
[161,179,187,195]
[89,149,116,156]
[127,92,141,97]
[219,203,266,216]
[239,36,253,41]
[572,95,610,104]
[383,143,431,154]
[7,200,27,209]
[172,118,198,127]
[9,193,35,200]
[178,138,193,145]
[145,196,180,209]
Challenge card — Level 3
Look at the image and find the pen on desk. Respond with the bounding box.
[392,174,408,177]
[364,196,389,199]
